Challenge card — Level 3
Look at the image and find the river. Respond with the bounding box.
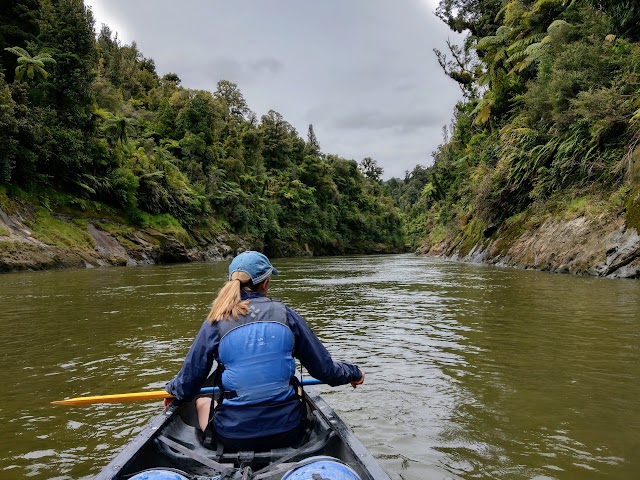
[1,254,639,479]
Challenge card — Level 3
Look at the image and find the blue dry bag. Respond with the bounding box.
[282,456,362,480]
[129,468,189,480]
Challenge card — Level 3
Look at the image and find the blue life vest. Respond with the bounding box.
[216,297,296,406]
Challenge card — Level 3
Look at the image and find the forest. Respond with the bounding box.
[1,0,639,266]
[389,0,640,254]
[0,0,404,259]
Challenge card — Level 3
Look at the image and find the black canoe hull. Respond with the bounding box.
[95,388,391,480]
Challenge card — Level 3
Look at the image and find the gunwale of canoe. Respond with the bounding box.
[95,387,391,480]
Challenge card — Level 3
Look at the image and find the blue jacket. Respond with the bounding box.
[166,291,362,439]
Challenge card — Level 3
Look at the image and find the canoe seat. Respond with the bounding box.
[152,418,334,472]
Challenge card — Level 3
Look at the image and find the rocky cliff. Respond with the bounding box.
[418,197,640,279]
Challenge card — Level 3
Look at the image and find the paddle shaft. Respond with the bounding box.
[52,378,324,406]
[199,377,323,395]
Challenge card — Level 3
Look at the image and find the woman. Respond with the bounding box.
[165,251,365,452]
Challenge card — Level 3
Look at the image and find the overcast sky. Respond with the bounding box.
[84,0,463,179]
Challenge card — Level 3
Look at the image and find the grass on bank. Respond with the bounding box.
[29,208,96,252]
[3,185,224,237]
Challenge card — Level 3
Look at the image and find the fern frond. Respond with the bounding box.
[4,46,29,57]
[506,49,528,64]
[476,35,501,50]
[37,55,56,64]
[524,42,545,56]
[510,56,535,73]
[473,102,492,125]
[507,33,545,52]
[75,182,97,195]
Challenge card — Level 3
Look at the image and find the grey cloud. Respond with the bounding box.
[394,82,418,92]
[181,57,284,88]
[206,58,244,81]
[334,109,443,134]
[250,58,284,75]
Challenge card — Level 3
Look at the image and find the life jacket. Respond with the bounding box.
[216,296,296,406]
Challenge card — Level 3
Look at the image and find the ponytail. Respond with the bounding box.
[207,271,252,323]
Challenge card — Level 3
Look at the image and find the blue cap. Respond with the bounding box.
[228,251,279,285]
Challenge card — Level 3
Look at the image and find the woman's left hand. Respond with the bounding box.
[350,371,365,388]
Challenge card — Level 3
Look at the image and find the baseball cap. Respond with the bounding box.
[228,251,279,285]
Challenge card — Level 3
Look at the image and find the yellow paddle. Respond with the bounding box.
[52,379,323,406]
[51,390,176,406]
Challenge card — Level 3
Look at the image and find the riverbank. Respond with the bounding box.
[0,189,403,273]
[418,191,640,279]
[0,189,254,273]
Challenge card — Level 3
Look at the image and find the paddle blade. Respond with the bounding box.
[52,390,174,406]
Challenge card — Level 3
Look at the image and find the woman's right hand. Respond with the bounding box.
[163,397,173,408]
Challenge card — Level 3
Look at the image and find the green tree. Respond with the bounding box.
[0,0,40,83]
[306,124,321,155]
[176,91,218,144]
[436,0,504,38]
[260,110,298,171]
[162,72,181,85]
[359,157,383,183]
[37,0,97,126]
[0,73,19,183]
[103,114,134,146]
[215,79,250,120]
[155,97,177,138]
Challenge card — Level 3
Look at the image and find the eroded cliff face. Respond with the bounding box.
[419,213,640,279]
[0,203,248,273]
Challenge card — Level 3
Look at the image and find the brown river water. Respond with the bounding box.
[0,254,639,479]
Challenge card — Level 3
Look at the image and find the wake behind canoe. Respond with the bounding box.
[95,388,390,480]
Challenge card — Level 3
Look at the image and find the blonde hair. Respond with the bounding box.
[207,271,253,323]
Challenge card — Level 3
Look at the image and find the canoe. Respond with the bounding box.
[95,387,391,480]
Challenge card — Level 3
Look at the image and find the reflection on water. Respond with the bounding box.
[1,255,639,479]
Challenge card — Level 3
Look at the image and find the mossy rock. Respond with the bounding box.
[625,188,640,231]
[628,146,640,185]
[458,218,488,257]
[0,240,58,272]
[94,222,148,253]
[491,211,532,257]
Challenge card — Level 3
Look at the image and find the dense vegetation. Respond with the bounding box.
[388,0,640,252]
[4,0,637,265]
[0,0,403,258]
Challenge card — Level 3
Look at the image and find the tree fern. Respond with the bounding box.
[4,46,56,81]
[547,19,570,34]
